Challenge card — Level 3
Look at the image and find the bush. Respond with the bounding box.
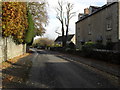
[54,44,62,47]
[50,47,63,51]
[67,42,75,49]
[81,42,95,57]
[65,48,71,52]
[94,43,106,49]
[106,42,115,50]
[82,42,95,51]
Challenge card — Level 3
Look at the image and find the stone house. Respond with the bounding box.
[76,1,120,50]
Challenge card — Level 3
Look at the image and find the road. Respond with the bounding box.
[25,48,119,88]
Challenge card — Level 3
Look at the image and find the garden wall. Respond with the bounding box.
[0,37,26,63]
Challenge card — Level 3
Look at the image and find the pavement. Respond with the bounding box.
[25,48,120,88]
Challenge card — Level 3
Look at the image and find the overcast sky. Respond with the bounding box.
[37,0,107,40]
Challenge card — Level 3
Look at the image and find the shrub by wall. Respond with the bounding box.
[80,42,120,64]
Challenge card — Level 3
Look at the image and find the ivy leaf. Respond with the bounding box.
[2,25,5,29]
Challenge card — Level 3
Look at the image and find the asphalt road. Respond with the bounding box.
[26,48,119,88]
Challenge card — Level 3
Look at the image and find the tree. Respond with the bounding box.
[28,1,48,36]
[25,11,35,45]
[33,38,54,47]
[65,2,75,46]
[55,27,61,36]
[56,1,75,47]
[56,1,65,47]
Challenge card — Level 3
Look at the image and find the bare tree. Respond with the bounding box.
[55,27,61,36]
[56,1,65,47]
[56,1,75,47]
[65,2,76,46]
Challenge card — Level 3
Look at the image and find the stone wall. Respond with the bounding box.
[0,37,4,63]
[0,37,26,63]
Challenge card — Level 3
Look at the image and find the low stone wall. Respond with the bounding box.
[0,37,4,63]
[0,37,26,63]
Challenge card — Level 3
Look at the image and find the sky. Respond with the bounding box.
[35,0,107,40]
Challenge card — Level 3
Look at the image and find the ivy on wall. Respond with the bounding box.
[2,2,28,44]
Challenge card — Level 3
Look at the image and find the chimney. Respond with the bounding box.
[84,8,89,15]
[78,13,84,20]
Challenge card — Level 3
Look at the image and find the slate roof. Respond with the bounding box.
[55,34,74,42]
[76,2,117,24]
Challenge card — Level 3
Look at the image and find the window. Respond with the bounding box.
[107,38,112,42]
[96,36,103,43]
[107,23,112,31]
[88,24,92,35]
[106,16,112,31]
[106,35,112,43]
[88,32,92,35]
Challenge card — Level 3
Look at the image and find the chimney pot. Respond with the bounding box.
[84,8,89,15]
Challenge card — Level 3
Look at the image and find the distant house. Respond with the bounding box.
[54,34,76,46]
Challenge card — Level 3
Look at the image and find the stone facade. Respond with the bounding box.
[76,2,120,49]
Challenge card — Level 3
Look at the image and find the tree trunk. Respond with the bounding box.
[65,24,69,48]
[62,22,65,47]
